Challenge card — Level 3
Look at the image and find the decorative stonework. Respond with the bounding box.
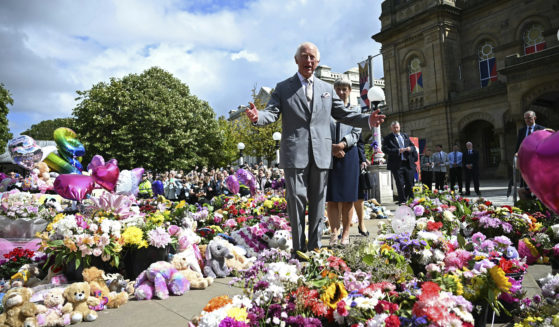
[457,112,497,131]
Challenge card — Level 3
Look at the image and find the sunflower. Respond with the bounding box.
[489,266,511,294]
[321,281,348,309]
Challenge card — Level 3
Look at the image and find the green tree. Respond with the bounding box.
[72,67,221,171]
[213,116,239,168]
[0,83,13,148]
[22,118,75,140]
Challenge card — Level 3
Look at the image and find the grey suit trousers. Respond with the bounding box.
[284,160,328,252]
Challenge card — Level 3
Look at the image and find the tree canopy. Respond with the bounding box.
[72,67,222,171]
[22,118,75,140]
[0,83,13,149]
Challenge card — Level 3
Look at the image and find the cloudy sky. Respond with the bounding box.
[0,0,384,136]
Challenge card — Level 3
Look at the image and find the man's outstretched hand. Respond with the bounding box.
[368,109,386,128]
[245,102,259,123]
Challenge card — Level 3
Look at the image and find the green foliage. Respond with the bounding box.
[72,67,221,171]
[21,117,76,140]
[0,83,14,149]
[214,116,239,168]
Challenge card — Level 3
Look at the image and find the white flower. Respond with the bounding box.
[198,304,231,327]
[418,248,433,265]
[353,295,380,310]
[550,224,559,237]
[433,249,445,262]
[443,210,455,221]
[264,262,301,284]
[416,218,428,230]
[92,248,102,257]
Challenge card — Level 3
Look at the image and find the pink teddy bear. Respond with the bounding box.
[134,261,190,300]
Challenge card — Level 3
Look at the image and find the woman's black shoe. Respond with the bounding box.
[358,226,369,237]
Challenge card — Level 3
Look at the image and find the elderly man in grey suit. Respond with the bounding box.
[246,42,384,256]
[432,144,448,190]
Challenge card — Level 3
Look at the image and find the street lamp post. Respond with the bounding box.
[272,132,281,167]
[368,86,386,164]
[237,142,245,167]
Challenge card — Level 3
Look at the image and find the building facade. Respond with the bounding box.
[373,0,559,178]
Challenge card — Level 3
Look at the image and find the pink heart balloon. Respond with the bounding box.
[518,130,559,214]
[87,154,105,172]
[93,162,120,191]
[54,174,95,201]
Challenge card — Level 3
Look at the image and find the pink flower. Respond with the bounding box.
[413,205,425,216]
[224,219,237,228]
[336,300,348,316]
[148,227,172,248]
[168,225,180,236]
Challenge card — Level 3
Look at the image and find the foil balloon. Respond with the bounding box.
[235,168,257,196]
[87,155,118,172]
[226,175,240,194]
[115,169,142,196]
[44,127,85,174]
[518,129,559,214]
[54,174,95,201]
[8,135,43,170]
[152,180,164,196]
[92,162,120,191]
[44,152,81,174]
[391,205,416,235]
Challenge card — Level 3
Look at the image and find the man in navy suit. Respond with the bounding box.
[463,141,480,196]
[516,110,545,152]
[382,121,418,204]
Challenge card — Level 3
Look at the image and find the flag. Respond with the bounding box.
[358,59,370,111]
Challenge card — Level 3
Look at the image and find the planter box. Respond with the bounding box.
[123,246,170,280]
[0,216,48,238]
[62,256,120,282]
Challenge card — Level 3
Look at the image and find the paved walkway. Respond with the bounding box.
[83,179,550,326]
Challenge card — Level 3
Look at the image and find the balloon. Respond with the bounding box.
[115,169,142,196]
[391,205,416,235]
[152,180,164,196]
[40,145,57,162]
[92,162,120,191]
[44,152,81,174]
[235,168,257,196]
[8,135,43,170]
[226,175,240,194]
[54,174,95,201]
[518,130,559,214]
[87,154,117,172]
[53,127,85,160]
[131,168,144,184]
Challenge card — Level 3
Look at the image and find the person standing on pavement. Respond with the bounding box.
[432,144,448,191]
[463,141,480,196]
[326,78,362,247]
[244,42,385,256]
[515,110,545,152]
[448,144,463,194]
[420,148,434,191]
[382,121,418,205]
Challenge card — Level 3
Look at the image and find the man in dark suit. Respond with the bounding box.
[245,42,385,255]
[515,110,545,152]
[382,121,418,204]
[463,141,480,196]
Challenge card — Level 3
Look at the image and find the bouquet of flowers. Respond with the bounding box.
[0,247,36,279]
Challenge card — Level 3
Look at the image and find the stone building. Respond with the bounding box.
[373,0,559,178]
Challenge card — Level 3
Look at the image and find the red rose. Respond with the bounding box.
[384,314,400,327]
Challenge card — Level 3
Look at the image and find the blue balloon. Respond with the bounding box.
[152,180,164,196]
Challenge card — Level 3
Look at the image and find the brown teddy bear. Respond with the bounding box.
[36,288,71,327]
[170,253,214,289]
[0,287,38,327]
[81,267,128,309]
[62,282,100,324]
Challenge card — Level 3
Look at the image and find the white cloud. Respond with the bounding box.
[0,0,383,136]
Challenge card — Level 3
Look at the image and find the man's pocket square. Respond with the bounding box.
[321,92,330,98]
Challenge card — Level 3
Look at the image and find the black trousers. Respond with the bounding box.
[421,171,433,190]
[434,171,446,190]
[464,167,480,194]
[449,167,463,192]
[391,163,415,204]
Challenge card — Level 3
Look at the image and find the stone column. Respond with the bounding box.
[495,128,508,178]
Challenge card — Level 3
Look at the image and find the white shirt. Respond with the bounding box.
[297,72,314,101]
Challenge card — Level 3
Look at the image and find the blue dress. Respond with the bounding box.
[326,106,361,202]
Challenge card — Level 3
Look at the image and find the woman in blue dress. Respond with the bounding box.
[326,78,361,246]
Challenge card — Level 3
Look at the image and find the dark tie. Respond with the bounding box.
[527,126,532,136]
[454,151,457,166]
[396,134,404,159]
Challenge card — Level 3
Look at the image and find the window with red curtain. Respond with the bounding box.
[524,24,546,55]
[479,41,497,88]
[409,57,423,94]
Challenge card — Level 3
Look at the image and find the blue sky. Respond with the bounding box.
[0,0,384,137]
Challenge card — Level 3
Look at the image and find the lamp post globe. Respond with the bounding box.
[272,132,281,167]
[367,86,386,164]
[237,142,245,167]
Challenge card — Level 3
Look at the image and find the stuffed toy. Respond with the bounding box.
[11,263,42,288]
[62,282,100,324]
[104,273,134,296]
[203,239,234,278]
[261,230,292,252]
[37,266,68,286]
[0,287,38,327]
[170,253,213,289]
[36,288,71,327]
[133,261,189,300]
[212,236,254,272]
[81,267,128,309]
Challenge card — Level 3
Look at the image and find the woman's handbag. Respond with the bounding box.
[359,169,374,190]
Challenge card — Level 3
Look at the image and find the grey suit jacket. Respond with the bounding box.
[330,105,362,146]
[256,74,371,169]
[432,151,448,173]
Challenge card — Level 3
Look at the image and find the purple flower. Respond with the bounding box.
[413,205,425,216]
[168,225,180,236]
[148,227,172,248]
[493,236,512,249]
[219,317,249,327]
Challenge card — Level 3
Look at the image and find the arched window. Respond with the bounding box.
[524,24,546,54]
[409,57,423,94]
[478,41,497,88]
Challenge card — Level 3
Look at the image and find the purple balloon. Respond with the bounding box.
[152,180,164,196]
[131,167,144,184]
[235,168,257,196]
[226,175,240,194]
[92,162,120,191]
[87,154,105,172]
[54,174,95,201]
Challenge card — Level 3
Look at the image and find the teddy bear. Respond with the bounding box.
[170,252,213,289]
[62,282,100,324]
[203,239,234,278]
[103,273,134,296]
[0,287,38,327]
[81,267,128,309]
[35,288,71,327]
[212,236,254,272]
[133,261,189,300]
[261,230,293,252]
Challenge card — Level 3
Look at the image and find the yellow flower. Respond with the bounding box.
[148,213,165,225]
[489,266,511,294]
[522,238,539,257]
[380,243,393,255]
[552,313,559,327]
[412,186,421,193]
[176,200,186,209]
[321,281,348,309]
[63,238,77,252]
[226,307,248,322]
[53,213,64,224]
[418,197,425,203]
[46,223,53,232]
[263,200,273,208]
[122,227,147,248]
[444,273,464,296]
